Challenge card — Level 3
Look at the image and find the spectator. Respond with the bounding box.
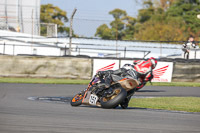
[182,35,197,59]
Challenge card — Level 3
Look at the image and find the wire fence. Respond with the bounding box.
[0,41,151,58]
[0,36,196,58]
[0,0,40,35]
[1,32,200,59]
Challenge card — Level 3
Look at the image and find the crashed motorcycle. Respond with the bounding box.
[70,74,139,109]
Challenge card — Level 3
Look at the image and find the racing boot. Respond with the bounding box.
[120,89,135,109]
[120,96,131,109]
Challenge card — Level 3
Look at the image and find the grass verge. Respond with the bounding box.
[146,82,200,87]
[129,97,200,112]
[0,77,200,87]
[0,77,90,85]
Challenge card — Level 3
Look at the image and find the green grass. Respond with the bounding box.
[129,97,200,112]
[0,77,90,84]
[0,77,200,87]
[146,82,200,87]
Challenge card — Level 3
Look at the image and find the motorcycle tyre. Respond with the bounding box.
[70,93,83,106]
[100,86,127,109]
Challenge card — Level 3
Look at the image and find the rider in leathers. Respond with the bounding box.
[134,57,157,91]
[97,57,157,109]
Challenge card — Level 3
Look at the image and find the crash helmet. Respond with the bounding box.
[148,57,157,69]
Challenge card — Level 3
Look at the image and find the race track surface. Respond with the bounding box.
[0,83,200,133]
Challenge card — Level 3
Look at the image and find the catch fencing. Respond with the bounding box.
[0,35,191,58]
[0,31,199,58]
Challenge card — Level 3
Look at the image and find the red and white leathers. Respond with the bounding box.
[134,58,156,90]
[133,60,143,65]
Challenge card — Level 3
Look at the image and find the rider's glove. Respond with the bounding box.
[97,70,113,77]
[144,72,154,82]
[97,71,106,77]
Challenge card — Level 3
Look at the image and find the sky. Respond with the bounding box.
[41,0,143,37]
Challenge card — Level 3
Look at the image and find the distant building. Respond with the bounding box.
[0,0,40,35]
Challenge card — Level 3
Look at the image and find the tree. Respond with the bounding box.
[108,9,128,40]
[135,0,200,41]
[154,0,175,10]
[109,8,127,19]
[166,0,200,38]
[40,4,69,36]
[135,19,187,41]
[122,16,136,40]
[95,24,113,39]
[95,9,136,40]
[96,0,200,42]
[137,0,155,23]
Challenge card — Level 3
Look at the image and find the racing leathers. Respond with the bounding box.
[134,59,154,90]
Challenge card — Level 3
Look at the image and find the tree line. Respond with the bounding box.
[40,0,200,42]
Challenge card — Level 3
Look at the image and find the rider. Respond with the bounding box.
[134,57,157,90]
[97,57,157,108]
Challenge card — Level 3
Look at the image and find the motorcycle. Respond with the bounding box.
[70,74,139,109]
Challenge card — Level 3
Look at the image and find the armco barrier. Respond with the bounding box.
[0,55,200,82]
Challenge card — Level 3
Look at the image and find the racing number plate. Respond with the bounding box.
[89,94,98,105]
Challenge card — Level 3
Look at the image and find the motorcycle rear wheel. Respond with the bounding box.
[100,85,127,109]
[70,93,84,106]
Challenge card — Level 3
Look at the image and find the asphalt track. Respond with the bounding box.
[0,83,200,133]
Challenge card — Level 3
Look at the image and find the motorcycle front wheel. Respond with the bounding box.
[100,84,127,109]
[70,93,84,106]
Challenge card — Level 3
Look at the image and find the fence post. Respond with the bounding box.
[115,23,118,58]
[69,8,77,55]
[3,42,5,54]
[13,45,15,55]
[124,47,126,58]
[144,52,145,58]
[160,43,162,57]
[31,9,34,54]
[78,48,80,55]
[64,45,67,56]
[55,24,58,43]
[5,0,9,30]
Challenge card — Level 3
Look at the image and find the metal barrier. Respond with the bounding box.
[0,35,199,58]
[0,42,151,58]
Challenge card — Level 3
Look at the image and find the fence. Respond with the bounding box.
[1,35,198,59]
[0,41,151,58]
[0,0,40,35]
[0,42,62,56]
